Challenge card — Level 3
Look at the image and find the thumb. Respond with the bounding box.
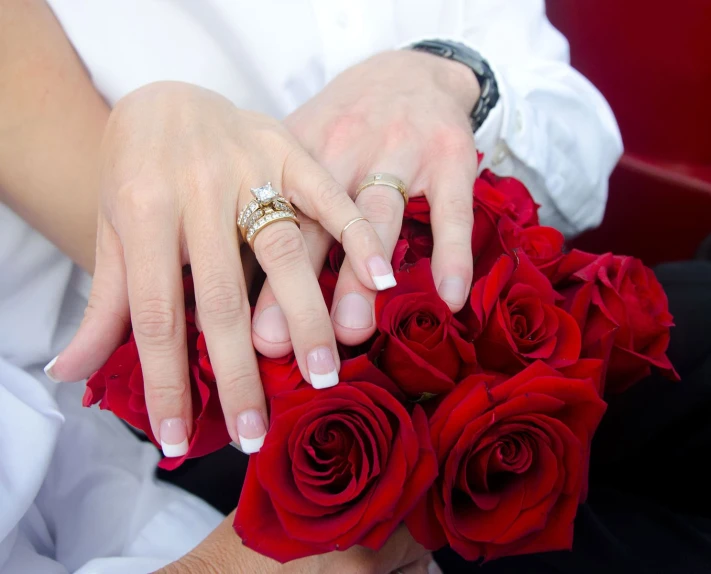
[45,219,130,382]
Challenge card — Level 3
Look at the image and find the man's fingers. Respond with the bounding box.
[428,158,476,312]
[186,203,268,454]
[395,554,440,574]
[120,198,194,458]
[45,217,130,382]
[369,525,428,574]
[252,217,330,358]
[281,149,396,292]
[331,179,406,346]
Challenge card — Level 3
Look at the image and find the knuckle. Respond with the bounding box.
[115,181,169,224]
[197,276,247,325]
[291,307,330,337]
[360,188,401,224]
[133,298,181,344]
[257,226,307,270]
[429,125,475,159]
[381,118,413,151]
[316,177,349,211]
[144,377,191,407]
[321,111,368,157]
[217,366,262,402]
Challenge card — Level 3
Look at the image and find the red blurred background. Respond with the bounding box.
[546,0,711,265]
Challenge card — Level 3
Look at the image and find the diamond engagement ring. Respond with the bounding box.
[237,182,300,249]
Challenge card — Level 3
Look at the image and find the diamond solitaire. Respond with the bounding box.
[251,182,278,205]
[237,182,300,248]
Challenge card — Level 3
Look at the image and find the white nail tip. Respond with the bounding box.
[161,438,189,457]
[310,370,339,389]
[372,273,397,291]
[44,356,60,383]
[239,433,266,454]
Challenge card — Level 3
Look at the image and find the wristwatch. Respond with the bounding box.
[408,39,500,132]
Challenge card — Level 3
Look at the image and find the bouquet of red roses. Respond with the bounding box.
[84,170,678,563]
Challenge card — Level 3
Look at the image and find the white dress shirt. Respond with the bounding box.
[0,1,622,572]
[46,0,622,236]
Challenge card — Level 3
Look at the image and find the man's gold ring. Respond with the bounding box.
[237,182,300,249]
[355,173,408,206]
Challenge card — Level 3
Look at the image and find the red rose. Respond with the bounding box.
[478,170,540,229]
[555,251,679,392]
[234,356,438,563]
[469,253,581,373]
[83,276,231,470]
[258,352,305,400]
[407,361,607,561]
[472,170,540,258]
[399,219,434,264]
[391,238,411,271]
[372,260,477,398]
[474,217,565,282]
[404,195,432,224]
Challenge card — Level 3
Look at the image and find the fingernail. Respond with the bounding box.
[44,355,61,383]
[438,276,467,307]
[333,292,373,330]
[306,347,338,389]
[159,418,189,457]
[237,409,267,454]
[366,256,396,290]
[253,305,290,343]
[428,559,443,574]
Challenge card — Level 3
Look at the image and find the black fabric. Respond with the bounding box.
[158,261,711,573]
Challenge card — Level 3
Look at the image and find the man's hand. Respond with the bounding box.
[251,49,480,357]
[157,511,439,574]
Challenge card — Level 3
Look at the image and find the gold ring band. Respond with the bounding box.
[340,216,367,243]
[355,173,408,206]
[237,182,300,249]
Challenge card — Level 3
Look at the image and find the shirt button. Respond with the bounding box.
[491,142,508,166]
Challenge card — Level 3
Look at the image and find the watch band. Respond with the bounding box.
[408,39,500,132]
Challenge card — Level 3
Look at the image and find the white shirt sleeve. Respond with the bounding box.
[447,0,623,236]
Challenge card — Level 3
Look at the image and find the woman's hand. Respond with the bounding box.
[158,511,438,574]
[251,50,481,355]
[45,81,391,455]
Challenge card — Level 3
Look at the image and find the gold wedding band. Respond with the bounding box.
[340,216,368,243]
[237,182,300,249]
[355,173,408,206]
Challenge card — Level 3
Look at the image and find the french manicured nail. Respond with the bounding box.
[307,346,338,389]
[44,355,61,383]
[366,256,396,290]
[333,292,373,330]
[438,276,467,307]
[253,304,290,343]
[237,409,267,454]
[160,418,189,457]
[428,559,443,574]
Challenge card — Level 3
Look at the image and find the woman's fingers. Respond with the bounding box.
[428,157,477,312]
[44,217,130,382]
[186,202,268,454]
[252,217,331,358]
[119,194,193,457]
[282,149,396,292]
[331,178,407,345]
[252,215,339,389]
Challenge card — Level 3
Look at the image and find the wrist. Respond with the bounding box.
[410,50,481,117]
